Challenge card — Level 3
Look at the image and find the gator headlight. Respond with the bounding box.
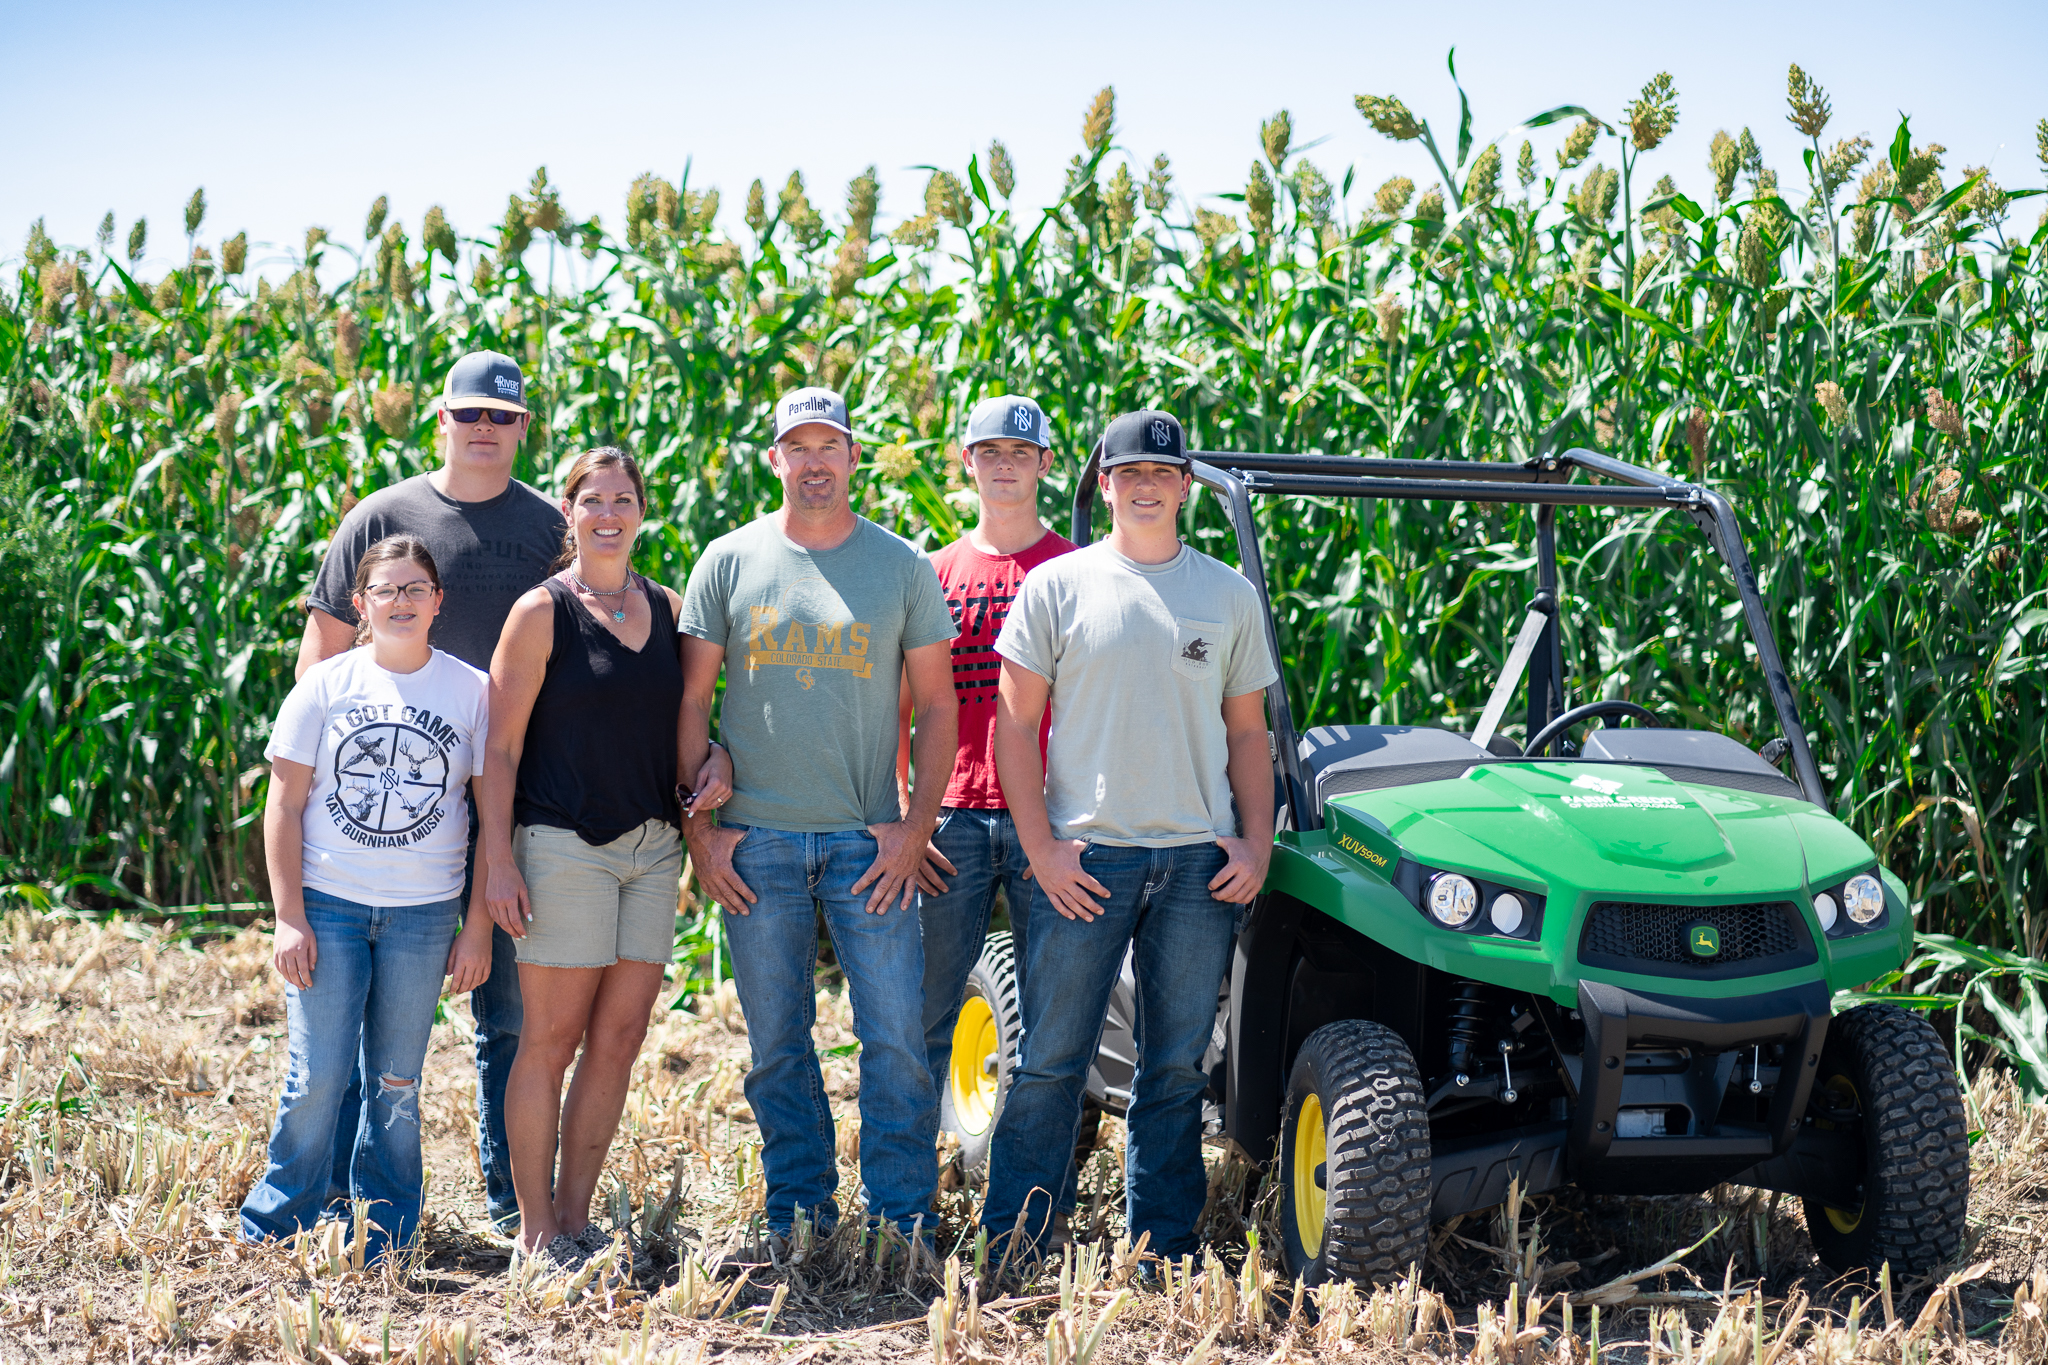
[1489,893,1525,935]
[1812,892,1839,933]
[1428,873,1478,928]
[1844,873,1884,925]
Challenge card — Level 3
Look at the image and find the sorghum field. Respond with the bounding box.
[3,62,2048,1361]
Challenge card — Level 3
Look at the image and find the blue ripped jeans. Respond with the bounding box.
[241,888,460,1258]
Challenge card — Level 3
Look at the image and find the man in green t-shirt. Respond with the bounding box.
[678,387,960,1244]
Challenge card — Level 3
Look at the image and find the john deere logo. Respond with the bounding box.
[1687,923,1721,958]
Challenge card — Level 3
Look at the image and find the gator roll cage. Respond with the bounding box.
[1070,446,1828,830]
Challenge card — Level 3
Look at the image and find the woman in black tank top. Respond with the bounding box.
[477,448,734,1269]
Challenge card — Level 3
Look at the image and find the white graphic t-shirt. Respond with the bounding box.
[265,647,490,906]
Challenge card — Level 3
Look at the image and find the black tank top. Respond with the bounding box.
[514,574,684,844]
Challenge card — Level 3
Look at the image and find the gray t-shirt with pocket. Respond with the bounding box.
[995,542,1277,846]
[679,516,957,833]
[307,473,566,672]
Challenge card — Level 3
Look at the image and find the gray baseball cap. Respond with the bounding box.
[964,394,1052,449]
[441,350,528,413]
[772,386,853,441]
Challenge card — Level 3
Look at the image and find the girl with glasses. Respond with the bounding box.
[242,535,495,1261]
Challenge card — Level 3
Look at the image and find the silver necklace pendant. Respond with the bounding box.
[611,609,626,623]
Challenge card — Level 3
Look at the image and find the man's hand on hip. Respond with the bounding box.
[687,822,756,915]
[915,839,957,896]
[853,819,934,913]
[1208,835,1271,905]
[1025,838,1112,921]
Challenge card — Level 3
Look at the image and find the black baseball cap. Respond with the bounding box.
[1099,410,1189,469]
[441,350,528,413]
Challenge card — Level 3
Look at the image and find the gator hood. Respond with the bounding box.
[1329,761,1874,898]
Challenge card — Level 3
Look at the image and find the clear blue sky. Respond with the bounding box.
[7,0,2045,278]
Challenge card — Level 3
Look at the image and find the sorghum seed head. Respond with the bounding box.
[1244,162,1275,238]
[1465,144,1502,207]
[1709,130,1740,202]
[1081,86,1115,154]
[985,142,1016,200]
[25,218,55,268]
[1516,141,1536,189]
[1193,209,1236,256]
[365,195,388,240]
[1785,63,1831,138]
[1293,161,1334,234]
[96,212,115,252]
[745,180,768,231]
[1412,185,1445,247]
[1729,132,1759,185]
[1261,110,1292,170]
[1355,94,1422,141]
[1374,176,1416,217]
[1375,293,1407,346]
[1144,153,1172,213]
[373,385,416,440]
[184,187,207,236]
[1105,163,1138,240]
[847,166,881,240]
[127,218,148,263]
[304,225,327,258]
[1624,73,1679,152]
[222,231,247,275]
[1815,380,1850,427]
[423,205,458,262]
[214,391,243,449]
[1738,219,1772,287]
[1557,120,1599,170]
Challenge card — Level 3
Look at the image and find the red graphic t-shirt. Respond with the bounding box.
[932,530,1077,808]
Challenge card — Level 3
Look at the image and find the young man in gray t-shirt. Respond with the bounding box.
[981,409,1277,1264]
[677,387,959,1244]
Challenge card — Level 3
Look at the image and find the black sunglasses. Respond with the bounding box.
[446,407,523,426]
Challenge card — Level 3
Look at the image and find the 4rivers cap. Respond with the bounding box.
[964,394,1052,449]
[442,350,528,413]
[773,386,853,440]
[1099,409,1189,469]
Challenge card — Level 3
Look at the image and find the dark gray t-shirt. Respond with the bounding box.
[678,516,957,833]
[307,474,566,672]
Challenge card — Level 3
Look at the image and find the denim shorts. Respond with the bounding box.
[512,819,682,967]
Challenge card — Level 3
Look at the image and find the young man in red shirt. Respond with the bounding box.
[902,395,1074,1127]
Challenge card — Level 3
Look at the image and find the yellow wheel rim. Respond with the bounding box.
[1293,1094,1327,1260]
[1815,1075,1865,1234]
[949,995,1001,1135]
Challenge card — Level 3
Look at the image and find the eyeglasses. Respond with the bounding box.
[446,407,523,426]
[360,581,438,605]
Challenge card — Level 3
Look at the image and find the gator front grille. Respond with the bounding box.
[1579,901,1815,979]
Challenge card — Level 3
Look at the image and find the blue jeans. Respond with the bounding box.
[982,842,1234,1260]
[327,809,523,1232]
[243,888,461,1258]
[722,824,938,1235]
[918,808,1034,1091]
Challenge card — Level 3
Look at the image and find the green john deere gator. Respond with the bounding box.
[941,445,1969,1288]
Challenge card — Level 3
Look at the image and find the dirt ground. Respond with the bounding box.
[0,910,2043,1364]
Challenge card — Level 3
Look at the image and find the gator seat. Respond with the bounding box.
[1298,725,1489,806]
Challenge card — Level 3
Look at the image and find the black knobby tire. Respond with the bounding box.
[1801,1003,1970,1276]
[940,931,1023,1173]
[1278,1020,1432,1287]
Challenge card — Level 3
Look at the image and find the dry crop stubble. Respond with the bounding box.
[0,915,2041,1362]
